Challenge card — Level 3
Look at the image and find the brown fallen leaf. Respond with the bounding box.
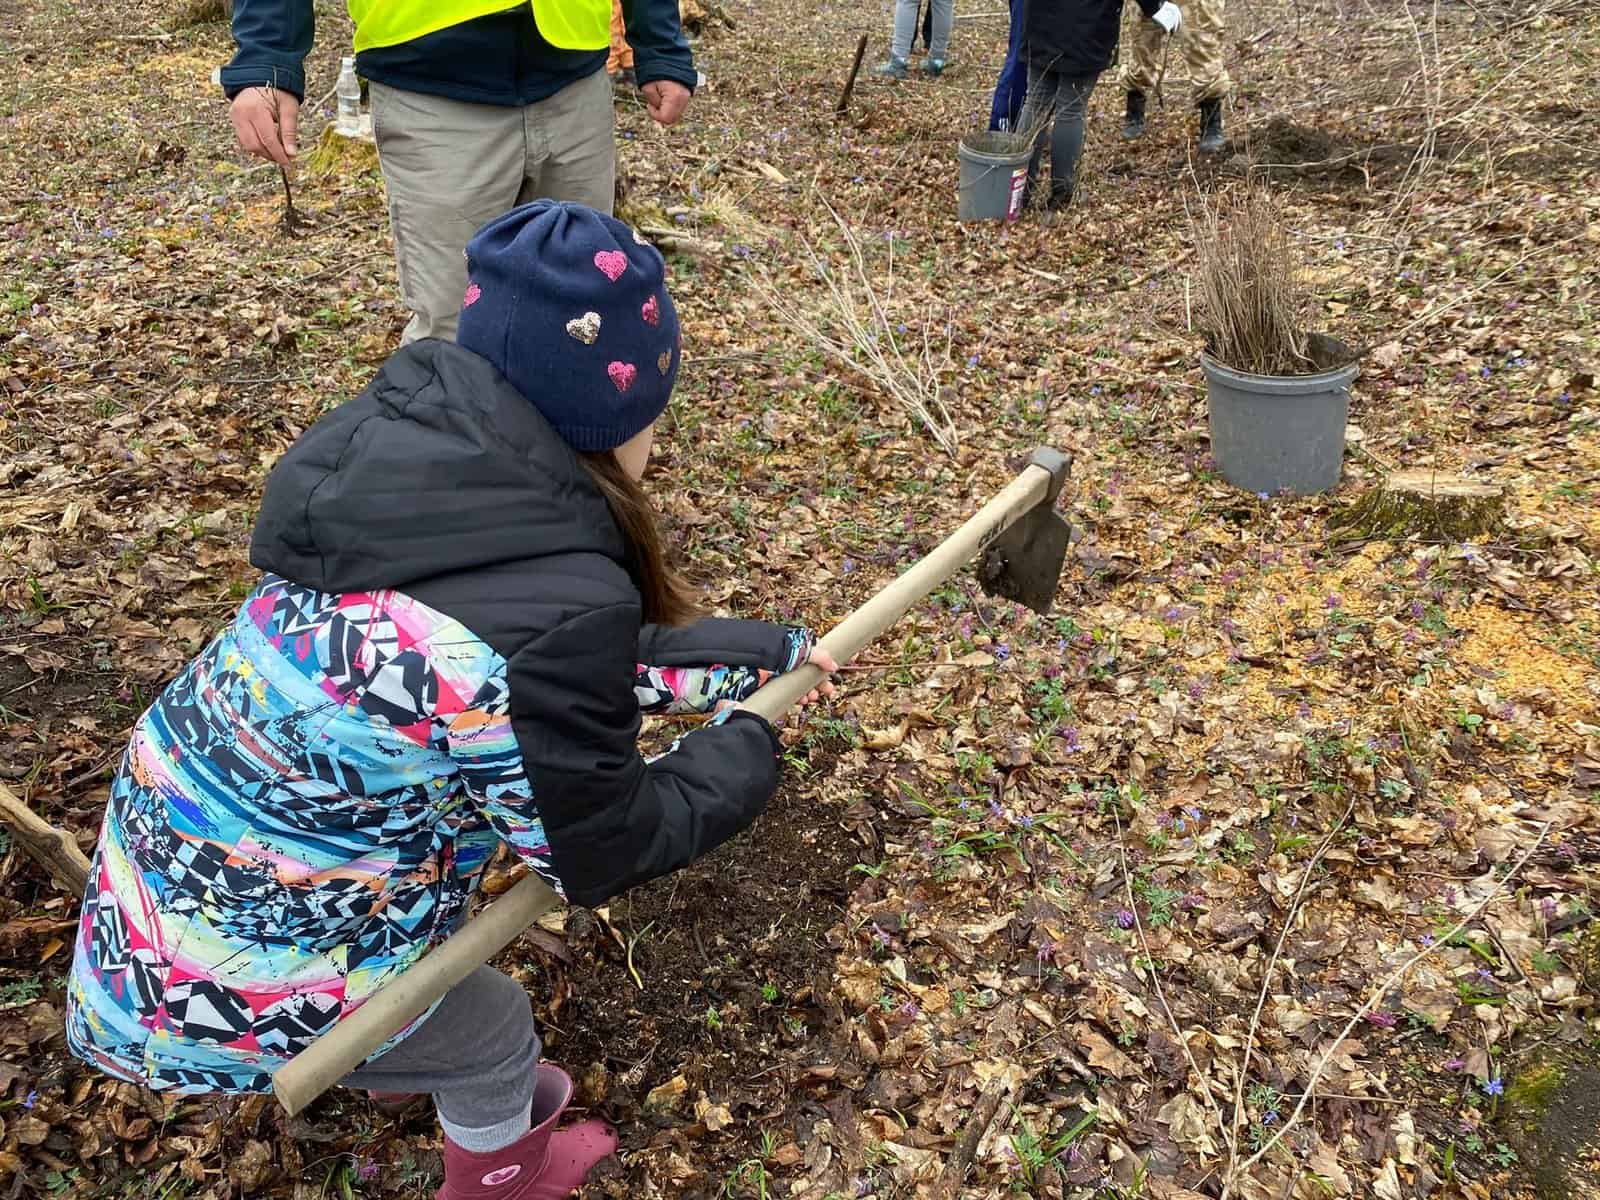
[1076,1025,1140,1079]
[644,1073,688,1112]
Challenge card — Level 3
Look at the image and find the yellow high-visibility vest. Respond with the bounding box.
[348,0,611,54]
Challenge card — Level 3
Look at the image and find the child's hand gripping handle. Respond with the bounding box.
[271,450,1068,1117]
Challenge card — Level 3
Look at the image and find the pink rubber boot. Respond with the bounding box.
[436,1064,616,1200]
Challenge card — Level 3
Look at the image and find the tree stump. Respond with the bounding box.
[1330,470,1505,542]
[304,122,380,177]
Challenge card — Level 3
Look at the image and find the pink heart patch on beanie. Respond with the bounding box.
[462,282,481,307]
[593,251,628,282]
[608,361,637,392]
[641,294,660,326]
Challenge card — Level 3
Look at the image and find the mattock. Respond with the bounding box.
[271,447,1074,1115]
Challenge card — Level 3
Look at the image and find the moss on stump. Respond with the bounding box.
[1330,470,1505,543]
[304,124,380,179]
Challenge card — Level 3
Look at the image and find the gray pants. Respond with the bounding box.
[1017,67,1099,207]
[342,966,539,1131]
[370,69,617,345]
[891,0,952,61]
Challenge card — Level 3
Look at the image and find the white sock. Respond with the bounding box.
[439,1103,533,1154]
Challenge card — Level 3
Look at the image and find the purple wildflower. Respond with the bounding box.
[1444,1057,1465,1071]
[1365,1011,1398,1028]
[1116,909,1136,930]
[1484,1078,1504,1096]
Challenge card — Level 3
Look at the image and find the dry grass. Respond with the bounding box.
[1192,186,1313,377]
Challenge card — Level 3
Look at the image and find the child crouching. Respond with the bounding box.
[66,201,834,1198]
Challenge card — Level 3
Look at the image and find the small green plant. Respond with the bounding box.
[1008,1111,1096,1190]
[1492,1142,1518,1167]
[1532,949,1564,974]
[0,976,44,1006]
[1028,677,1072,728]
[723,1159,769,1200]
[955,749,996,783]
[808,717,859,749]
[705,1005,723,1031]
[1132,875,1184,928]
[1221,830,1256,863]
[760,982,780,1004]
[951,990,968,1016]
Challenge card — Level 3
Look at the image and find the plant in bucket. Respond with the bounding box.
[1191,186,1359,496]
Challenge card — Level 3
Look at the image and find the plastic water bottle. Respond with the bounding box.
[335,57,361,136]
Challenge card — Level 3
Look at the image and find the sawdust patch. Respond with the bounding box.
[1457,604,1600,720]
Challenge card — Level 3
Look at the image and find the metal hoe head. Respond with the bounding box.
[977,448,1072,615]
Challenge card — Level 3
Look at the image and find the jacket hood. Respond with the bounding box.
[249,340,627,594]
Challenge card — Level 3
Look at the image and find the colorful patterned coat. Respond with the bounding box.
[67,340,803,1093]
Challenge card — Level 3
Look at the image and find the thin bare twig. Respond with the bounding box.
[1225,795,1356,1182]
[1224,821,1552,1189]
[748,195,959,455]
[1114,811,1230,1155]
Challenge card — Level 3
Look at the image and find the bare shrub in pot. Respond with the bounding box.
[1193,186,1314,377]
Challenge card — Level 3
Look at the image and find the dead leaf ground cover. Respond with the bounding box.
[2,0,1599,1197]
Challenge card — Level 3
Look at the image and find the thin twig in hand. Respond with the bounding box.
[278,165,307,236]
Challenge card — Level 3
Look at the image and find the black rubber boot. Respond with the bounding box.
[1121,91,1147,141]
[1197,98,1225,154]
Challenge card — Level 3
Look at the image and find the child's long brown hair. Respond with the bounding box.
[577,450,699,627]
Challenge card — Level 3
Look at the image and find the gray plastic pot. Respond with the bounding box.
[957,130,1033,222]
[1203,333,1359,496]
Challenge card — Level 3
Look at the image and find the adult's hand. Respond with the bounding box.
[230,87,300,165]
[640,79,692,127]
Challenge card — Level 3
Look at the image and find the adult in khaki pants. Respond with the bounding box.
[1118,0,1230,154]
[223,0,695,343]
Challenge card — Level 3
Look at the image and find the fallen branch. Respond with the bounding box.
[1222,821,1552,1193]
[935,1075,1011,1199]
[0,782,90,895]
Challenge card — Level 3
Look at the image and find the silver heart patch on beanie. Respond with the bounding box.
[565,311,602,345]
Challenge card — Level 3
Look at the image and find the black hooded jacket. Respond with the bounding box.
[1023,0,1165,76]
[249,339,790,908]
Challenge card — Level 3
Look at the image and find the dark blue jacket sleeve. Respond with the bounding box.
[220,0,316,100]
[620,0,697,91]
[508,601,782,908]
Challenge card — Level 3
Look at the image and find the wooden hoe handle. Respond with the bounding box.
[271,449,1069,1115]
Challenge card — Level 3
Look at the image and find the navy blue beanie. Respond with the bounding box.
[457,201,680,452]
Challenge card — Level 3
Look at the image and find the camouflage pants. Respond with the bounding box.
[1118,0,1231,104]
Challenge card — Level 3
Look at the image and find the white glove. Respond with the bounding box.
[1153,1,1183,33]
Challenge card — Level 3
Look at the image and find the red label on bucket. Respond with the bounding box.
[1006,167,1027,222]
